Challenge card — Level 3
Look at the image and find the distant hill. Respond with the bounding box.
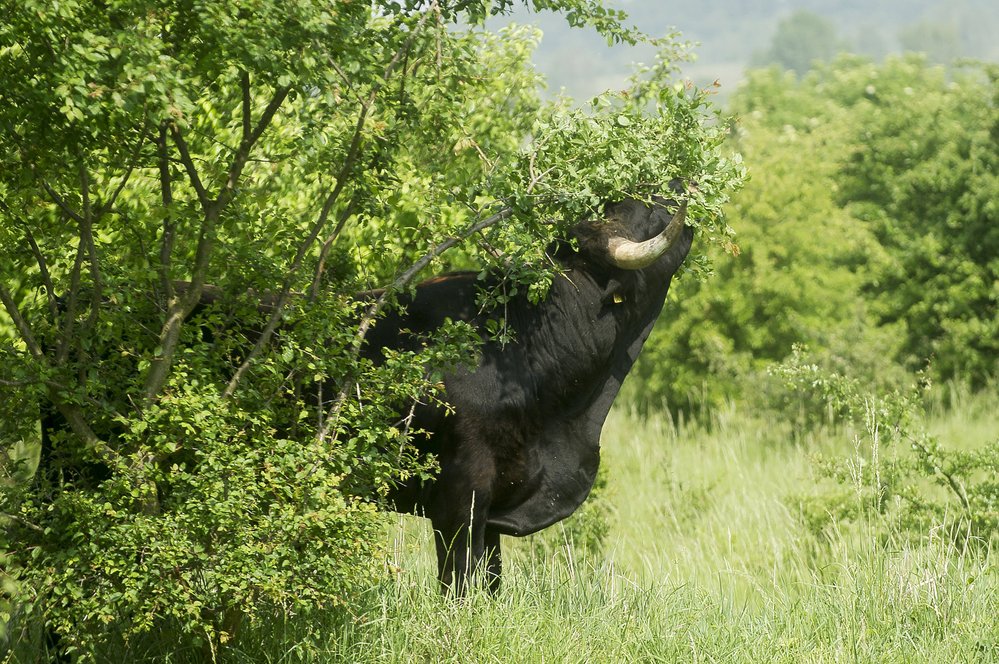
[489,0,999,100]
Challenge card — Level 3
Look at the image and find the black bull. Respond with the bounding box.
[369,194,691,593]
[39,193,692,595]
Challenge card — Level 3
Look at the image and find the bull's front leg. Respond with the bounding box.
[430,485,491,596]
[484,527,502,594]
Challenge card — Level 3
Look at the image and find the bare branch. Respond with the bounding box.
[0,377,42,388]
[329,4,436,110]
[0,292,122,465]
[25,231,59,319]
[161,15,431,403]
[222,167,356,398]
[0,512,44,533]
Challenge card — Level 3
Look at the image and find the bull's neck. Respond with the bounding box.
[512,267,663,415]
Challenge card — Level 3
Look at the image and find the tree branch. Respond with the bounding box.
[0,282,45,361]
[24,227,60,322]
[78,160,103,335]
[0,200,60,322]
[56,234,87,363]
[211,83,291,216]
[910,438,972,512]
[223,24,427,398]
[96,128,148,216]
[222,164,357,398]
[309,194,359,300]
[39,180,84,225]
[0,282,115,461]
[157,123,176,301]
[168,122,211,211]
[147,83,291,404]
[241,70,252,143]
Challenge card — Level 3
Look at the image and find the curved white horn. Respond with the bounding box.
[605,200,687,269]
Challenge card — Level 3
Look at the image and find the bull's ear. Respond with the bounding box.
[601,277,627,303]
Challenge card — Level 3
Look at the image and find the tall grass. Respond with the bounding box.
[7,393,997,662]
[232,390,997,663]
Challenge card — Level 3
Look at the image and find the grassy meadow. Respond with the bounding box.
[210,389,998,663]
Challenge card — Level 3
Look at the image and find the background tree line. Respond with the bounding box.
[631,55,999,414]
[498,0,999,98]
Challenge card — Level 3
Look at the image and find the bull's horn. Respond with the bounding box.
[605,200,687,270]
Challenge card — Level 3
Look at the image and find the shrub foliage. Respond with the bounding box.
[0,0,744,657]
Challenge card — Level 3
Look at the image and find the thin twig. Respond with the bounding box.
[96,127,148,216]
[0,512,44,533]
[157,123,176,300]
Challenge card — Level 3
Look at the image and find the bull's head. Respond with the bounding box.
[569,194,689,271]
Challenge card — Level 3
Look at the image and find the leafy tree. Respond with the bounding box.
[0,0,742,658]
[628,64,892,413]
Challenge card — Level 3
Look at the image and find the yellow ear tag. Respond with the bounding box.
[613,293,624,304]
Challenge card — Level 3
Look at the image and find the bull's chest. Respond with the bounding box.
[483,414,603,537]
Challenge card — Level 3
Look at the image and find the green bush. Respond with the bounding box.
[777,351,999,549]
